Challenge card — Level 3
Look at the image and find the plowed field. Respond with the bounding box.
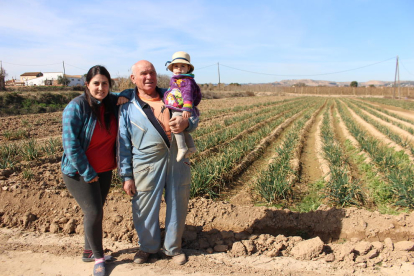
[1,95,414,275]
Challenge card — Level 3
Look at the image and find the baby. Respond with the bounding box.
[164,51,202,162]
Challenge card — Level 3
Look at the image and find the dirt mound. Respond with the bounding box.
[1,185,414,274]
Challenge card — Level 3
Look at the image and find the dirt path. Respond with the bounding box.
[2,221,414,276]
[298,106,324,186]
[315,105,330,181]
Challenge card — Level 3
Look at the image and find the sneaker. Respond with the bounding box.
[93,262,106,276]
[134,250,150,264]
[172,253,187,265]
[82,250,94,262]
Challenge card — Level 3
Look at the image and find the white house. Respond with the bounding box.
[66,75,85,86]
[26,72,85,87]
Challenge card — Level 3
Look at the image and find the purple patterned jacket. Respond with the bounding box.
[163,74,201,117]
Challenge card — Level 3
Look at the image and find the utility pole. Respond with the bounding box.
[393,56,400,99]
[217,62,221,91]
[63,61,66,86]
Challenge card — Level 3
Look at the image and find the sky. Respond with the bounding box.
[1,0,413,84]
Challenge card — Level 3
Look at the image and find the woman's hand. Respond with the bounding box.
[117,96,129,105]
[88,176,99,183]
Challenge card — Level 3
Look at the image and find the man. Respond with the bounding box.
[117,60,198,265]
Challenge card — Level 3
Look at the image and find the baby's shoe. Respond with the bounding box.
[177,148,187,162]
[185,147,197,158]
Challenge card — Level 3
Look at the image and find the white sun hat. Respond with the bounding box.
[165,51,194,73]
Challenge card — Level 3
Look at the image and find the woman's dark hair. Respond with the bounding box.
[84,65,114,133]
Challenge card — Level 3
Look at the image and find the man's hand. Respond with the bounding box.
[182,111,191,119]
[123,179,136,196]
[169,116,189,134]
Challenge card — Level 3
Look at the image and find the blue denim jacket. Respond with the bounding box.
[117,87,199,183]
[61,91,131,182]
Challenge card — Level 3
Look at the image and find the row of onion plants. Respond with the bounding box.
[362,98,414,111]
[351,99,414,137]
[344,100,414,154]
[190,100,312,198]
[254,102,322,204]
[336,100,414,208]
[193,99,309,155]
[357,100,414,127]
[320,104,363,207]
[201,97,300,120]
[195,97,304,138]
[0,137,62,170]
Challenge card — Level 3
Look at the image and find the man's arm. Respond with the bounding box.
[117,105,134,183]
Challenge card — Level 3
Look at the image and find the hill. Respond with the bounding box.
[270,79,414,87]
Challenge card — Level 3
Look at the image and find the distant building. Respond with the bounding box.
[66,75,85,86]
[24,72,85,87]
[5,79,25,86]
[20,72,43,83]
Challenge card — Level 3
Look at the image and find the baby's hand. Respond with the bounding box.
[182,111,191,119]
[117,96,128,105]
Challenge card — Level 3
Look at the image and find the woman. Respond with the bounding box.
[61,65,129,276]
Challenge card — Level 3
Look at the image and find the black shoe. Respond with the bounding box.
[134,250,150,264]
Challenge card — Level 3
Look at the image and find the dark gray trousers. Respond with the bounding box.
[63,170,112,258]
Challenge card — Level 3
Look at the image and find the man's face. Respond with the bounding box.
[131,61,157,94]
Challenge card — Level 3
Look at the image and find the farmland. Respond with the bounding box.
[2,94,414,275]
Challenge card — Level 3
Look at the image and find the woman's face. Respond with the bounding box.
[86,74,110,101]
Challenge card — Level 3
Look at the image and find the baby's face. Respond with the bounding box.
[172,63,190,75]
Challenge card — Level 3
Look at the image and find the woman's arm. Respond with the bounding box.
[62,102,97,182]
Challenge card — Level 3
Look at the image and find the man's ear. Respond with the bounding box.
[130,74,135,83]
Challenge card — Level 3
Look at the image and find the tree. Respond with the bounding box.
[293,82,306,87]
[58,75,70,86]
[157,74,170,89]
[350,81,358,87]
[0,67,6,91]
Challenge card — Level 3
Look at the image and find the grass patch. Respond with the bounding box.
[294,180,325,212]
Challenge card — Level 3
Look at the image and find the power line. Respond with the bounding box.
[65,63,87,71]
[2,61,62,66]
[219,57,395,77]
[400,60,414,76]
[196,63,217,70]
